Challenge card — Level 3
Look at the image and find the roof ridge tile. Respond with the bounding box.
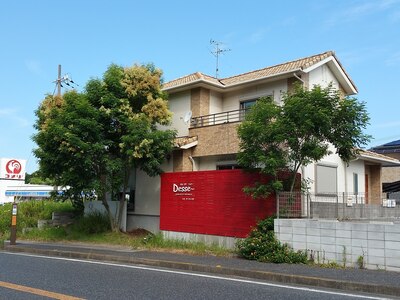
[163,51,337,90]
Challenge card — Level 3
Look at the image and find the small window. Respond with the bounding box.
[353,173,359,195]
[240,99,257,120]
[316,164,337,195]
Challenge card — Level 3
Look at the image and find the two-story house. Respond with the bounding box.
[126,51,400,242]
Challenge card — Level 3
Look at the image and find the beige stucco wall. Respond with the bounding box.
[344,160,365,194]
[222,79,287,111]
[209,91,223,115]
[166,90,191,137]
[308,64,340,90]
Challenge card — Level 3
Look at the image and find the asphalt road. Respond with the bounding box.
[0,252,395,300]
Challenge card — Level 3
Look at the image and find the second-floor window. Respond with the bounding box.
[240,99,257,121]
[240,99,257,111]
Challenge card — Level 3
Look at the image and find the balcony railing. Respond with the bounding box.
[190,108,247,128]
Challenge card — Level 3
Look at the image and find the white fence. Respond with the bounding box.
[277,192,400,220]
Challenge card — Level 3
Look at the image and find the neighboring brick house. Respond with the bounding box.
[127,51,400,234]
[370,139,400,184]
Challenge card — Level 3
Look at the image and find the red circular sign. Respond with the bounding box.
[6,160,22,174]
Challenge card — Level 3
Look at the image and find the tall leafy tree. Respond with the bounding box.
[237,83,371,198]
[33,91,106,210]
[33,63,176,231]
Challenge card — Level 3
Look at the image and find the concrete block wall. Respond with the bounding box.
[161,230,237,249]
[275,219,400,271]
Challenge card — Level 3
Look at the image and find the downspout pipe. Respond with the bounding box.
[293,73,305,86]
[188,156,196,171]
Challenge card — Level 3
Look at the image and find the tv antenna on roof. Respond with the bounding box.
[210,39,231,78]
[53,64,79,96]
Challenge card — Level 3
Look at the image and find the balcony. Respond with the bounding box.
[190,108,247,128]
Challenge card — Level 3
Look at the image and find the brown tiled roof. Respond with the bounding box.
[163,72,222,90]
[174,136,198,148]
[163,51,344,90]
[358,149,400,165]
[220,51,334,86]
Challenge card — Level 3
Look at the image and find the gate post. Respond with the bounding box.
[277,192,280,219]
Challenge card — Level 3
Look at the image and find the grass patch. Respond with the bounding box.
[2,200,232,256]
[139,233,231,256]
[20,229,232,256]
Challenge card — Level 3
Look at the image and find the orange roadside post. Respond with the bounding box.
[10,202,17,245]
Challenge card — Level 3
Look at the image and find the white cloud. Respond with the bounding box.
[337,47,387,67]
[0,107,31,128]
[374,120,400,129]
[249,30,265,44]
[0,108,16,115]
[389,10,400,22]
[325,0,400,27]
[385,52,400,66]
[247,27,271,44]
[25,59,43,76]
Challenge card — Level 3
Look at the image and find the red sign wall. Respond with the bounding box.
[160,169,277,238]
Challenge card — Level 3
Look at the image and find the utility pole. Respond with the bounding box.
[57,65,62,96]
[53,65,78,96]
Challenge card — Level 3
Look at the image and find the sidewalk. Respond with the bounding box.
[3,240,400,298]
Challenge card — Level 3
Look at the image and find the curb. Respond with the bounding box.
[3,246,400,297]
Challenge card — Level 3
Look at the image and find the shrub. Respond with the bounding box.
[236,217,307,264]
[0,200,75,236]
[71,212,111,234]
[0,203,12,237]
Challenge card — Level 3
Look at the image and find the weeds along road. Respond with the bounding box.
[0,252,392,300]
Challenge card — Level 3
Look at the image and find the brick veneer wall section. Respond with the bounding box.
[173,149,193,172]
[191,88,210,117]
[369,165,382,204]
[189,123,240,157]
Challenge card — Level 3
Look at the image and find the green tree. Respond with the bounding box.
[25,170,54,185]
[33,91,105,211]
[237,83,371,197]
[33,63,176,231]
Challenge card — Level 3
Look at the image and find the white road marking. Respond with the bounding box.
[1,252,392,300]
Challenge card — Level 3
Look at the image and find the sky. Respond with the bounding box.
[1,0,400,173]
